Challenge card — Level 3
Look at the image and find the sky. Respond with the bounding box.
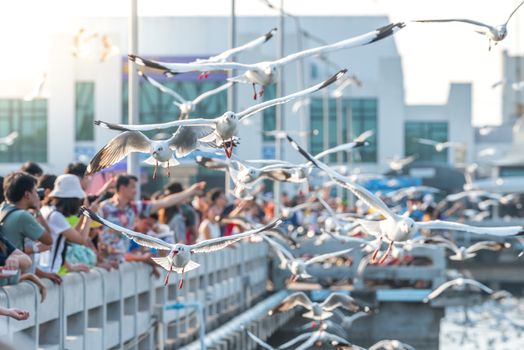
[1,0,523,126]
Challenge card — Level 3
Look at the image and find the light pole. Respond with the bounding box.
[225,0,236,199]
[274,0,284,213]
[128,0,140,199]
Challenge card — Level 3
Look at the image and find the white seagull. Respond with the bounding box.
[80,207,282,288]
[286,134,523,263]
[0,131,19,150]
[138,71,234,119]
[368,339,416,350]
[129,22,405,99]
[86,130,211,178]
[414,1,524,50]
[263,235,353,282]
[100,34,120,62]
[246,329,364,350]
[423,277,494,302]
[386,155,417,173]
[23,73,49,101]
[423,236,506,261]
[95,70,346,158]
[269,291,366,321]
[416,138,465,152]
[194,28,277,65]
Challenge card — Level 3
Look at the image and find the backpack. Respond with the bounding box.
[0,206,21,238]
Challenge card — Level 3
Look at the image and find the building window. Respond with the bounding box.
[310,97,377,163]
[122,79,228,130]
[75,82,95,141]
[405,121,448,162]
[500,166,524,177]
[0,99,47,162]
[262,84,276,142]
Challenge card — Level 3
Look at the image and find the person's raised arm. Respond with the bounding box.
[150,182,206,213]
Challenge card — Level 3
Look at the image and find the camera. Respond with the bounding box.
[37,188,45,200]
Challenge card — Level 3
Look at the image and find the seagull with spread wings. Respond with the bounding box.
[129,22,404,99]
[79,207,282,288]
[263,235,353,281]
[286,134,523,263]
[414,1,524,50]
[139,71,234,119]
[420,236,507,261]
[269,291,366,321]
[423,277,494,302]
[0,131,19,150]
[416,138,465,152]
[95,69,346,158]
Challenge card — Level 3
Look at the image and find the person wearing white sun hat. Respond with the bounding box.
[38,174,97,275]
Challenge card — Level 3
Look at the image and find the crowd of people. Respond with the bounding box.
[0,161,298,321]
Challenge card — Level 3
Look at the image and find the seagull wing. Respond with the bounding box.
[87,131,151,174]
[236,69,347,120]
[272,292,312,313]
[189,217,282,253]
[425,279,461,301]
[262,235,295,262]
[321,293,361,312]
[274,22,405,66]
[168,125,216,157]
[279,332,314,350]
[305,248,353,266]
[466,241,503,254]
[139,71,186,103]
[94,117,217,132]
[505,0,524,24]
[462,278,494,294]
[417,220,523,236]
[286,135,397,220]
[192,81,234,105]
[78,207,172,250]
[416,138,439,146]
[129,54,256,73]
[195,155,229,171]
[415,18,493,30]
[210,28,277,62]
[0,131,19,146]
[246,331,276,350]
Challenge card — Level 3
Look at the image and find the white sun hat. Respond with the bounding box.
[49,174,86,199]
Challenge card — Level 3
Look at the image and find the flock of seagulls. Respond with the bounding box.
[72,4,524,349]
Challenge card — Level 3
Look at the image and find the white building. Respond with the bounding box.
[0,15,473,191]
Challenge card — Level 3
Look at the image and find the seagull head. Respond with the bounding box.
[263,65,276,78]
[151,143,172,161]
[397,216,416,238]
[497,25,508,40]
[223,111,237,124]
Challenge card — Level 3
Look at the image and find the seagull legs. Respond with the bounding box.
[164,261,174,286]
[379,240,394,265]
[178,267,185,289]
[198,72,210,80]
[258,86,265,98]
[153,160,158,180]
[371,236,383,263]
[166,159,171,177]
[223,140,235,158]
[252,83,258,100]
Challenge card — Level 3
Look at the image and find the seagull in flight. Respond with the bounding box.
[286,134,524,263]
[414,1,524,50]
[86,130,218,178]
[416,138,464,152]
[423,277,494,302]
[0,131,19,150]
[421,236,507,261]
[263,235,353,282]
[129,22,405,99]
[138,71,234,119]
[386,155,417,173]
[23,73,49,101]
[79,207,282,288]
[268,291,366,321]
[95,69,346,158]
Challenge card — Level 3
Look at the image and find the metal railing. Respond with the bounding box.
[0,242,269,350]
